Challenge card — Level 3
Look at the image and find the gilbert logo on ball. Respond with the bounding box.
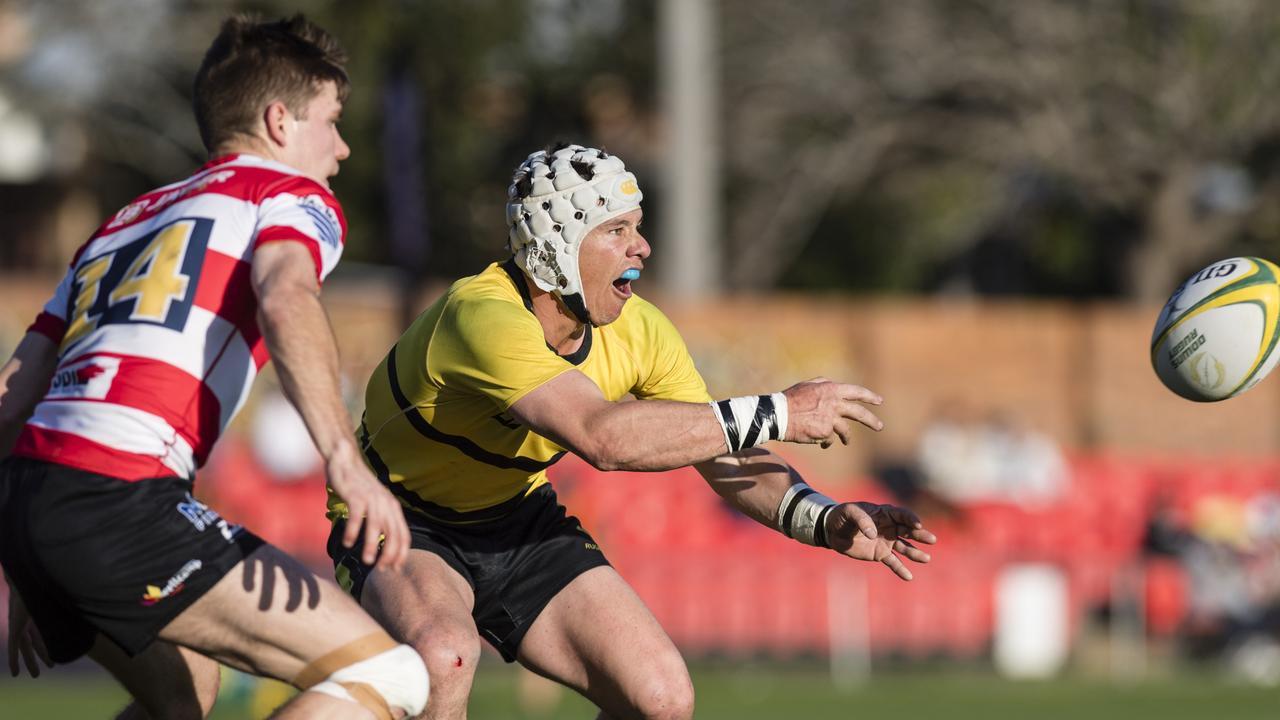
[1151,257,1280,401]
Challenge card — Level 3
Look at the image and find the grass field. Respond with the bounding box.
[2,662,1279,719]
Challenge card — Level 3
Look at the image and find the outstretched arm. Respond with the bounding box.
[0,332,58,459]
[509,372,886,472]
[694,448,937,580]
[252,241,407,570]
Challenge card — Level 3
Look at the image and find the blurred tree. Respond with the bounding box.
[1,1,232,213]
[2,0,657,280]
[10,0,1280,301]
[295,0,658,277]
[723,0,1280,300]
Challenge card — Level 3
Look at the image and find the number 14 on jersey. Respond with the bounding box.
[62,217,213,350]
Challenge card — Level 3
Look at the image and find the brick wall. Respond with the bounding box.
[4,274,1274,470]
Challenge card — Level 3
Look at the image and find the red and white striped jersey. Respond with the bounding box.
[14,154,346,481]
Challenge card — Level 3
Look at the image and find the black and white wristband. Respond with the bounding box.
[708,392,788,453]
[777,482,838,548]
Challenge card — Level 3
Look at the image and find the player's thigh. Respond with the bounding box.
[516,566,694,719]
[158,543,385,682]
[90,636,220,719]
[360,548,482,671]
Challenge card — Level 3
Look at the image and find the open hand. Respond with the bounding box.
[782,378,884,448]
[824,502,937,580]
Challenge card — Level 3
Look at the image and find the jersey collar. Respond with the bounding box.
[500,259,592,366]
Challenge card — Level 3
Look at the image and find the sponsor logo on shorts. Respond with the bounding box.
[177,493,242,542]
[141,559,202,606]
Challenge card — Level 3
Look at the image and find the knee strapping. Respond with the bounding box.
[295,633,429,719]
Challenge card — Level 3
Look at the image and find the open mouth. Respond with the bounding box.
[613,268,640,298]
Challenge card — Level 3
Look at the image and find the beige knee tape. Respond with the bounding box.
[310,680,393,720]
[294,632,400,690]
[298,635,430,717]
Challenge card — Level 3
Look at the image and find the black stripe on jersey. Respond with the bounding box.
[500,259,592,366]
[359,421,532,525]
[384,344,566,472]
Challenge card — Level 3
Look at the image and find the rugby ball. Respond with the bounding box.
[1151,257,1280,402]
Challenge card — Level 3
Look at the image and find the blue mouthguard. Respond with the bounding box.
[621,269,640,281]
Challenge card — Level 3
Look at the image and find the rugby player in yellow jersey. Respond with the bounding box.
[328,143,937,719]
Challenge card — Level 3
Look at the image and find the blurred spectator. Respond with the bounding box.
[248,388,323,482]
[981,412,1068,508]
[916,403,1066,508]
[916,400,994,503]
[1148,492,1280,683]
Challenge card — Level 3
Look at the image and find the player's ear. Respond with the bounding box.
[263,101,291,148]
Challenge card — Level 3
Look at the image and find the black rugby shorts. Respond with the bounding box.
[0,457,264,663]
[328,482,609,661]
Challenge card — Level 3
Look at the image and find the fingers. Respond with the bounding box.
[876,504,937,545]
[375,503,410,572]
[842,503,879,540]
[376,514,401,571]
[894,539,931,564]
[835,383,883,406]
[909,526,938,545]
[818,402,884,447]
[832,419,853,446]
[341,495,365,549]
[341,487,410,571]
[19,633,41,678]
[882,503,922,527]
[784,380,886,445]
[32,628,51,669]
[361,502,383,567]
[839,400,884,432]
[7,633,17,677]
[882,553,913,581]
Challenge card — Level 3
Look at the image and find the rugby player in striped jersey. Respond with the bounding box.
[1,14,427,720]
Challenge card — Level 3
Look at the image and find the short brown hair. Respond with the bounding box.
[193,14,350,153]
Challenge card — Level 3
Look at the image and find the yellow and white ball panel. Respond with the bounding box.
[1150,257,1280,402]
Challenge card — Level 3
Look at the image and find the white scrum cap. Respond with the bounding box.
[506,144,643,323]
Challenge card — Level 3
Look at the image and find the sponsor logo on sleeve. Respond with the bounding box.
[298,195,342,249]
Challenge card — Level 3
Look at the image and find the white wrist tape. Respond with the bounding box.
[709,392,788,453]
[777,482,838,547]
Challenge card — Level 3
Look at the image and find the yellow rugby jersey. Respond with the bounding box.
[328,260,712,523]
